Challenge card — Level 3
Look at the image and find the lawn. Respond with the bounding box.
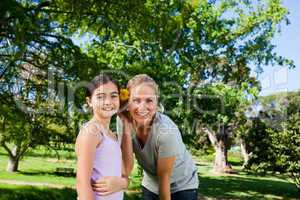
[0,147,299,200]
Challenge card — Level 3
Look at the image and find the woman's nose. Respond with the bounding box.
[137,101,147,111]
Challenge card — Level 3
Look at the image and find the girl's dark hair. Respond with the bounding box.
[86,74,119,98]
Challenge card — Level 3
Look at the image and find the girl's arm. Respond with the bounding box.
[75,126,100,200]
[157,156,175,200]
[92,116,133,195]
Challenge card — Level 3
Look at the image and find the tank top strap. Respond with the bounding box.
[92,121,108,139]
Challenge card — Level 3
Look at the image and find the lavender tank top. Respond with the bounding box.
[91,124,123,200]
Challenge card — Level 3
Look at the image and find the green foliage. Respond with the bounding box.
[245,91,300,189]
[242,117,277,171]
[64,0,293,145]
[1,0,296,173]
[268,112,300,189]
[181,82,254,151]
[0,0,94,170]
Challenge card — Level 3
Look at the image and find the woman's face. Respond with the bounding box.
[87,81,120,119]
[128,84,158,126]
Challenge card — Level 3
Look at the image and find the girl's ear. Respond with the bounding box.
[86,97,92,108]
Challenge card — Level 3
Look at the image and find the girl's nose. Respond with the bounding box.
[104,97,111,105]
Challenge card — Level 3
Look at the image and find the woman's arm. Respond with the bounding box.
[120,116,134,177]
[157,156,175,200]
[75,127,100,200]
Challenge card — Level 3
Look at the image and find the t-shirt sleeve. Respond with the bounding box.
[157,125,181,158]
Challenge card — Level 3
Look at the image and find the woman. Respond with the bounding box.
[94,74,198,200]
[75,74,133,200]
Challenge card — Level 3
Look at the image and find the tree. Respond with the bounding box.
[0,0,92,172]
[1,0,295,173]
[244,91,300,190]
[187,83,256,173]
[49,0,294,173]
[269,113,300,190]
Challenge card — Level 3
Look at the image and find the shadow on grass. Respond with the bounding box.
[0,186,76,200]
[0,177,298,200]
[199,175,299,199]
[124,192,142,200]
[18,170,76,178]
[228,160,243,166]
[0,185,141,200]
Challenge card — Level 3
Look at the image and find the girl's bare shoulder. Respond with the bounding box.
[78,120,103,139]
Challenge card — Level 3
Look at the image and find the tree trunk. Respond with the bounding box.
[3,143,29,173]
[6,145,19,172]
[204,127,233,173]
[214,139,231,173]
[240,140,252,169]
[6,155,19,172]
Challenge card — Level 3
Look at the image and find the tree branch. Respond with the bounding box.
[16,144,29,160]
[202,127,218,148]
[0,66,9,80]
[2,143,13,158]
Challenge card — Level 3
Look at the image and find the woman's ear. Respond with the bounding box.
[158,103,164,113]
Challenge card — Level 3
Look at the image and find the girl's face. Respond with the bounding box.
[87,81,120,119]
[128,84,158,126]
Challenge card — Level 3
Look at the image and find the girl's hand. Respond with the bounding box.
[92,176,128,196]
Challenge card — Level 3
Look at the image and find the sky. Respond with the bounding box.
[258,0,300,96]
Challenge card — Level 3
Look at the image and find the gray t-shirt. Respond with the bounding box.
[117,112,199,194]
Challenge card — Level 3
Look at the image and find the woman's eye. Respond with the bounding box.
[97,96,104,99]
[111,94,119,98]
[146,99,154,103]
[133,99,140,103]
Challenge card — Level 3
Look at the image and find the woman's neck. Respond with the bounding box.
[92,115,110,130]
[135,125,150,136]
[134,120,153,136]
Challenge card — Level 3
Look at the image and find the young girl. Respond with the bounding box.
[75,74,133,200]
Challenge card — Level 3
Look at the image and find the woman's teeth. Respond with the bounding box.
[103,107,114,111]
[136,112,149,117]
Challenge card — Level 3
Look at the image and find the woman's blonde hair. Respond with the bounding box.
[127,74,159,98]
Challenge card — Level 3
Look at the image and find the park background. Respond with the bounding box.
[0,0,299,199]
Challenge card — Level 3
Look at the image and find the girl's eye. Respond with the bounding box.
[97,96,104,99]
[111,94,119,98]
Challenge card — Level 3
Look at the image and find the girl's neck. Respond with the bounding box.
[92,115,110,130]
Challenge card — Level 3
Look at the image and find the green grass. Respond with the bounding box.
[0,183,142,200]
[0,146,76,187]
[0,183,77,200]
[0,146,299,199]
[198,166,299,199]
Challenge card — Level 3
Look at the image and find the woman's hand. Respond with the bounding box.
[117,113,134,176]
[92,176,128,196]
[118,112,133,135]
